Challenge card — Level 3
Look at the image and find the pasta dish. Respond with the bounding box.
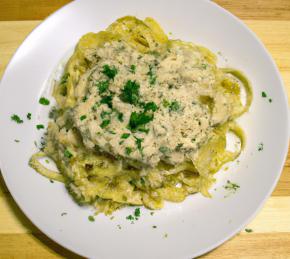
[29,16,252,214]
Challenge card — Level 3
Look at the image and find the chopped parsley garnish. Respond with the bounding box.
[150,212,154,216]
[162,99,170,108]
[39,97,50,105]
[129,111,153,130]
[119,80,140,105]
[224,180,240,192]
[102,64,118,80]
[269,98,272,103]
[14,139,20,143]
[50,179,54,183]
[134,208,141,218]
[121,133,130,139]
[258,142,264,151]
[117,112,124,122]
[261,91,267,98]
[201,63,208,69]
[125,147,132,155]
[82,96,88,102]
[147,64,157,85]
[126,215,134,220]
[96,80,109,94]
[169,101,180,111]
[175,143,183,151]
[88,215,95,222]
[117,224,122,229]
[245,228,253,233]
[135,137,144,152]
[80,115,87,121]
[100,119,110,128]
[144,102,158,112]
[164,233,168,238]
[130,64,136,74]
[61,212,67,216]
[11,114,23,124]
[36,124,44,130]
[152,225,157,229]
[26,113,32,120]
[100,95,113,108]
[64,149,73,158]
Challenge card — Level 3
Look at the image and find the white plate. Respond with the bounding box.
[0,0,289,258]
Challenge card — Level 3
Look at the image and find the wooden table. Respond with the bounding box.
[0,1,289,258]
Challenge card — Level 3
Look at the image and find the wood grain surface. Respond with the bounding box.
[0,1,289,258]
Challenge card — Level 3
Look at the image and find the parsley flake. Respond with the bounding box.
[26,113,32,120]
[11,114,23,124]
[96,80,109,94]
[245,228,253,233]
[121,133,130,139]
[88,215,95,222]
[169,101,180,112]
[80,115,87,121]
[36,124,44,130]
[39,97,50,105]
[100,119,110,128]
[129,111,153,130]
[64,149,73,158]
[261,91,267,98]
[125,147,132,155]
[14,139,20,143]
[130,64,136,74]
[102,64,118,79]
[119,80,140,105]
[258,143,264,151]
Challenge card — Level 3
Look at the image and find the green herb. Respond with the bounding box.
[117,224,122,229]
[130,64,136,74]
[82,96,88,102]
[134,208,141,218]
[135,137,143,152]
[224,180,240,192]
[80,115,87,121]
[121,133,130,139]
[119,140,124,145]
[91,103,99,111]
[117,112,124,122]
[14,139,20,143]
[64,149,73,158]
[100,95,113,108]
[39,97,50,105]
[61,212,67,216]
[162,99,170,108]
[164,233,168,238]
[129,111,153,130]
[96,80,109,94]
[88,215,95,222]
[152,225,157,229]
[201,64,208,69]
[150,212,154,216]
[144,102,158,112]
[49,107,59,120]
[50,179,54,183]
[169,101,180,111]
[126,215,134,220]
[26,113,32,120]
[261,91,267,98]
[159,146,169,154]
[269,98,272,103]
[45,159,50,164]
[11,114,23,124]
[108,130,116,135]
[102,64,118,79]
[245,228,253,233]
[138,127,149,134]
[36,124,44,130]
[147,64,157,85]
[125,147,132,155]
[258,142,264,151]
[119,80,140,105]
[100,119,110,128]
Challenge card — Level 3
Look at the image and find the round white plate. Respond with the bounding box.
[0,0,289,258]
